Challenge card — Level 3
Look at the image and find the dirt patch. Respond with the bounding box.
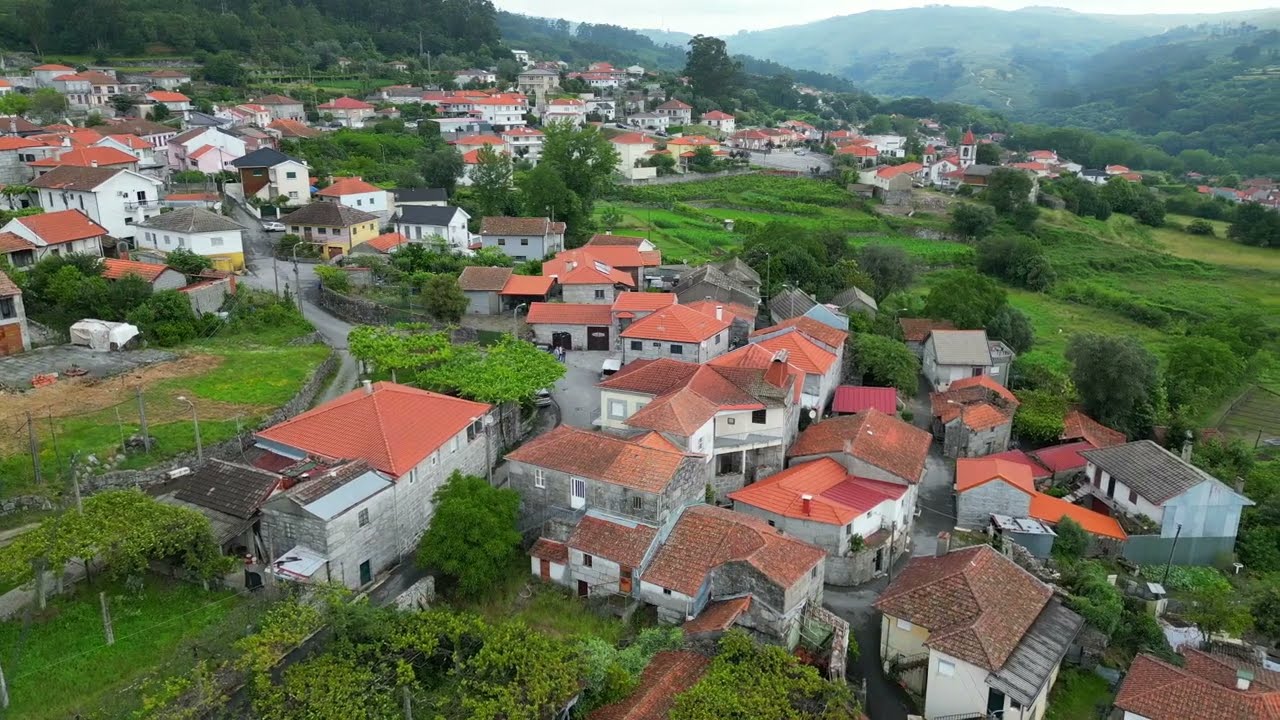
[873,190,956,217]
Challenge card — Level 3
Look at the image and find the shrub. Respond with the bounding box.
[314,265,350,293]
[1186,219,1216,236]
[126,290,204,346]
[1139,565,1230,593]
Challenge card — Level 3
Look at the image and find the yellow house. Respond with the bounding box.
[874,541,1082,720]
[135,207,248,272]
[283,201,381,259]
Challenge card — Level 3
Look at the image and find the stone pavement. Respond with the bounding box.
[0,346,174,390]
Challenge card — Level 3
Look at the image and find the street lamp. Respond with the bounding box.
[290,244,305,312]
[177,396,202,461]
[512,302,527,337]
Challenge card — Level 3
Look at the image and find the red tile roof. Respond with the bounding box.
[0,269,19,297]
[752,331,836,374]
[1029,493,1127,540]
[682,596,750,635]
[611,132,655,145]
[612,292,676,313]
[588,651,711,720]
[1114,651,1280,720]
[500,274,554,296]
[101,258,175,282]
[29,146,137,168]
[620,304,729,343]
[317,177,383,197]
[480,216,554,236]
[832,385,897,414]
[788,410,931,484]
[752,316,848,349]
[568,515,658,568]
[957,456,1126,538]
[146,91,189,103]
[455,133,505,146]
[268,119,321,138]
[318,96,374,110]
[15,210,107,245]
[363,232,409,253]
[683,300,756,324]
[656,99,692,110]
[543,249,636,286]
[106,134,151,150]
[898,317,955,343]
[32,63,73,71]
[529,538,568,564]
[1030,441,1095,473]
[1062,409,1126,448]
[0,137,43,151]
[700,111,733,120]
[644,505,826,596]
[729,457,906,526]
[666,135,718,146]
[0,231,35,253]
[836,144,880,157]
[582,244,662,268]
[931,378,1019,429]
[984,449,1051,480]
[505,425,699,494]
[708,343,804,402]
[956,457,1035,494]
[874,545,1052,671]
[525,302,613,326]
[256,382,491,479]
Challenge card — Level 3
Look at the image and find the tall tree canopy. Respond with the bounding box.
[1065,333,1158,438]
[684,35,742,101]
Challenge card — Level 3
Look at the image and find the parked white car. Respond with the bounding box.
[262,221,286,232]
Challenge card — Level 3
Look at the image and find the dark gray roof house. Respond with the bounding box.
[1080,440,1236,506]
[396,205,464,226]
[673,264,760,308]
[768,287,818,323]
[136,207,245,234]
[393,187,448,205]
[229,147,298,169]
[831,286,878,316]
[285,201,379,227]
[159,458,281,547]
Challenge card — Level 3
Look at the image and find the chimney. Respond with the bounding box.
[801,494,812,516]
[90,160,98,168]
[1181,430,1194,463]
[363,379,373,395]
[1236,477,1246,494]
[935,532,951,557]
[1237,669,1254,691]
[715,305,723,320]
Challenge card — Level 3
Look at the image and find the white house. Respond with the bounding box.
[454,68,497,85]
[393,205,472,253]
[145,90,192,115]
[30,165,164,240]
[317,97,374,127]
[501,126,545,160]
[866,134,907,158]
[748,316,848,411]
[627,113,669,132]
[700,111,735,135]
[229,148,311,207]
[611,132,658,181]
[32,63,75,87]
[0,209,108,263]
[316,177,391,221]
[654,99,693,125]
[472,94,528,130]
[922,329,1012,391]
[167,127,247,173]
[544,98,587,127]
[134,207,248,272]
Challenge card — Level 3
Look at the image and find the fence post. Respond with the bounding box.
[137,386,151,452]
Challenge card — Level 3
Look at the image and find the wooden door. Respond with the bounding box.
[586,326,610,351]
[619,567,633,593]
[0,323,23,356]
[539,558,550,580]
[577,580,589,598]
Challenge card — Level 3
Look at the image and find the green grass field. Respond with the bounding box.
[1045,669,1113,720]
[0,579,244,720]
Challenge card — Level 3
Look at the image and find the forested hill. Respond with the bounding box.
[0,0,504,62]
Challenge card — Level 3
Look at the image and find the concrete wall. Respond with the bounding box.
[943,417,1012,458]
[320,482,401,589]
[924,650,991,719]
[880,613,931,668]
[562,283,617,304]
[184,277,232,316]
[529,556,568,584]
[957,481,1032,529]
[528,322,590,350]
[620,329,727,364]
[464,289,501,315]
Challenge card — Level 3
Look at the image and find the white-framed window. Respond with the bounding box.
[896,618,913,631]
[607,400,627,420]
[358,508,370,527]
[163,236,171,245]
[288,191,298,198]
[726,417,735,425]
[937,659,956,677]
[534,468,545,488]
[210,237,224,247]
[450,436,459,453]
[570,476,586,509]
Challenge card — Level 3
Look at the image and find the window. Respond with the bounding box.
[767,519,776,527]
[177,238,185,247]
[252,170,264,177]
[631,496,643,512]
[629,340,642,351]
[408,469,417,484]
[430,453,438,466]
[498,238,506,246]
[288,191,298,198]
[1128,488,1137,504]
[717,452,742,476]
[896,618,913,631]
[651,342,661,348]
[450,435,459,453]
[77,196,83,209]
[811,567,818,578]
[285,171,297,179]
[594,289,605,300]
[163,236,172,246]
[210,237,224,247]
[846,523,853,534]
[662,588,672,596]
[534,469,545,488]
[0,298,14,320]
[582,553,593,568]
[571,477,586,508]
[316,227,327,235]
[124,218,134,225]
[937,659,956,677]
[608,400,627,420]
[520,238,528,245]
[291,227,300,234]
[356,199,362,206]
[714,334,721,345]
[726,417,735,425]
[358,509,370,527]
[751,409,767,424]
[669,344,683,355]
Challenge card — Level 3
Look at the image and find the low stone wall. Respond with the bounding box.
[316,286,477,344]
[803,603,850,683]
[46,348,340,501]
[824,533,909,587]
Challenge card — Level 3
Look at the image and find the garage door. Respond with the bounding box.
[586,326,610,351]
[551,331,572,350]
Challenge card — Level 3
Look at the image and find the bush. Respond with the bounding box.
[1186,219,1216,236]
[1139,565,1230,593]
[126,290,204,346]
[314,265,350,293]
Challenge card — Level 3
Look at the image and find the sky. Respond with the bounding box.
[494,0,1279,35]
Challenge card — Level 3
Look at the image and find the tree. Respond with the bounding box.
[0,92,31,116]
[420,272,467,323]
[539,122,619,231]
[420,145,464,194]
[688,145,717,173]
[950,202,997,240]
[1066,333,1159,438]
[985,168,1035,215]
[1052,517,1089,562]
[986,305,1034,354]
[1164,337,1244,412]
[684,35,741,100]
[29,88,68,124]
[1228,202,1280,248]
[470,145,513,219]
[975,142,1000,165]
[518,161,583,233]
[1186,584,1253,639]
[110,94,134,114]
[127,290,202,346]
[1133,193,1165,227]
[856,245,915,302]
[670,630,859,720]
[923,270,1007,329]
[164,247,213,276]
[847,333,920,395]
[1250,583,1280,641]
[976,236,1055,291]
[347,324,453,376]
[149,102,171,121]
[419,336,565,406]
[83,111,105,127]
[202,52,246,87]
[1186,219,1215,236]
[416,472,521,599]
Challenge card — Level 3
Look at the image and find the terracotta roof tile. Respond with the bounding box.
[480,216,553,236]
[956,457,1036,494]
[29,146,137,168]
[256,382,490,478]
[146,91,189,103]
[506,425,699,493]
[753,331,836,374]
[832,386,898,414]
[567,514,658,568]
[898,317,955,343]
[683,300,756,324]
[874,545,1052,671]
[1028,493,1127,540]
[1062,409,1126,448]
[752,316,847,349]
[15,209,107,245]
[101,258,175,282]
[543,249,636,287]
[525,302,613,326]
[788,410,930,484]
[620,304,729,343]
[611,132,655,145]
[681,596,750,635]
[457,266,513,291]
[612,292,676,313]
[586,234,647,247]
[317,177,383,197]
[363,232,409,253]
[1114,651,1280,720]
[0,269,19,296]
[984,449,1051,479]
[529,538,569,564]
[583,245,662,268]
[500,274,554,296]
[729,457,906,526]
[268,119,321,138]
[1029,441,1095,473]
[0,231,34,253]
[644,505,825,596]
[318,96,373,110]
[588,651,710,720]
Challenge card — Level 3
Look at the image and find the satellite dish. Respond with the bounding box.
[807,408,817,420]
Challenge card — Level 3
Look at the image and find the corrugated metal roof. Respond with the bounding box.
[301,469,392,520]
[986,600,1084,706]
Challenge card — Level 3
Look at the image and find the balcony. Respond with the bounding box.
[125,199,162,211]
[715,429,783,450]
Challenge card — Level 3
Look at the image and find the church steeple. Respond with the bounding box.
[959,127,977,168]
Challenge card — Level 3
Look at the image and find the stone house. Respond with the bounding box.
[674,264,760,310]
[582,235,663,288]
[254,94,306,122]
[505,424,706,529]
[922,329,1014,391]
[875,544,1083,720]
[533,511,660,599]
[683,299,756,349]
[156,458,280,562]
[543,248,636,304]
[1080,440,1254,565]
[929,375,1020,458]
[254,382,495,578]
[787,409,931,525]
[478,216,565,262]
[611,291,676,334]
[0,136,53,184]
[620,304,731,364]
[768,287,817,324]
[954,457,1126,543]
[526,302,615,350]
[830,286,877,317]
[728,457,910,586]
[749,316,848,412]
[0,270,29,356]
[597,355,799,498]
[261,460,399,589]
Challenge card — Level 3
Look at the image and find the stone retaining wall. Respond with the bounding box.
[316,286,477,343]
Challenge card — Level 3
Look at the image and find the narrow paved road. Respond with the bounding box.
[231,203,360,404]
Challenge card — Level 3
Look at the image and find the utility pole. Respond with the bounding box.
[100,591,115,645]
[26,411,41,486]
[137,386,151,452]
[1162,523,1183,585]
[886,520,897,585]
[72,459,83,514]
